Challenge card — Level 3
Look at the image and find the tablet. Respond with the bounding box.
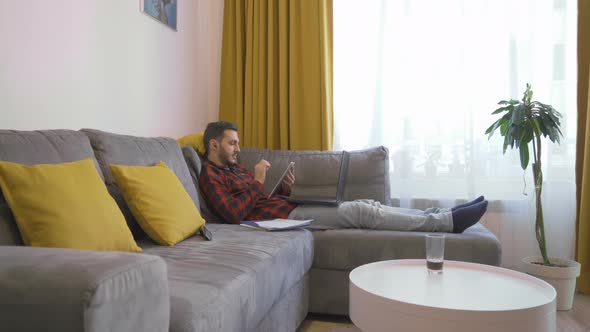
[268,162,295,197]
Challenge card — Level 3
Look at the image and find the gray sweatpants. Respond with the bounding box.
[288,199,453,232]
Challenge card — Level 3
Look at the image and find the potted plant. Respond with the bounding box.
[485,84,580,311]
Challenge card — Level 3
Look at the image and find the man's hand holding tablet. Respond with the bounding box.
[268,161,295,197]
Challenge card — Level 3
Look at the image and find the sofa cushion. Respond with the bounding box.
[139,224,313,332]
[181,146,202,179]
[81,129,200,237]
[238,146,391,205]
[0,130,102,246]
[0,159,140,252]
[110,161,205,246]
[181,146,226,224]
[177,133,206,155]
[311,223,502,271]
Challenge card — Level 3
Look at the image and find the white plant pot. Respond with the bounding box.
[522,256,581,311]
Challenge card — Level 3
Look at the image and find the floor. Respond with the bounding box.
[298,292,590,332]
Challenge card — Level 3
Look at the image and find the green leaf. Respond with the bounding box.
[512,104,525,125]
[520,125,534,144]
[486,113,512,138]
[523,83,533,104]
[492,106,510,114]
[519,143,530,170]
[500,120,509,136]
[543,111,563,133]
[511,126,523,143]
[538,116,551,136]
[498,99,519,106]
[485,119,502,137]
[503,132,510,154]
[539,114,563,143]
[543,106,559,119]
[530,118,545,144]
[504,126,516,150]
[548,127,561,143]
[550,107,563,119]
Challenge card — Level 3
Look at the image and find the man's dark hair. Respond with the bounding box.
[203,121,238,156]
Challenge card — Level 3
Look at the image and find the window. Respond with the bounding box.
[334,0,577,269]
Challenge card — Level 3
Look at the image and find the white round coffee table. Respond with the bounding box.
[349,259,556,332]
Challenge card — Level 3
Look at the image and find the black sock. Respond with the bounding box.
[451,200,488,233]
[451,195,485,212]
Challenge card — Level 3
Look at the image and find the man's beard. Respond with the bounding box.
[222,151,238,165]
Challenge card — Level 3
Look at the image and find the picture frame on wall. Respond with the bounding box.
[140,0,177,31]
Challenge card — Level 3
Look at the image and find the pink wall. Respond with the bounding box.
[0,0,224,138]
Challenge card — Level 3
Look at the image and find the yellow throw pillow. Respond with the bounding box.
[177,133,206,155]
[0,159,141,252]
[110,161,205,246]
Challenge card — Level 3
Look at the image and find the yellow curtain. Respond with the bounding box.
[219,0,333,151]
[576,0,590,293]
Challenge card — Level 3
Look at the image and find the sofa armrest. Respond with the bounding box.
[239,146,391,205]
[0,246,169,332]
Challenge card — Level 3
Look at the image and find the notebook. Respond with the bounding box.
[286,151,350,206]
[240,219,313,231]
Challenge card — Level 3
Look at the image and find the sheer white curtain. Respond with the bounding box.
[334,0,577,270]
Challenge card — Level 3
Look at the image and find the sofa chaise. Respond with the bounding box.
[235,147,501,315]
[0,129,501,331]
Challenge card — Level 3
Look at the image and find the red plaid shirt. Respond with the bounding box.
[198,160,297,224]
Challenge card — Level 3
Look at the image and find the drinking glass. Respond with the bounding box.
[425,234,445,274]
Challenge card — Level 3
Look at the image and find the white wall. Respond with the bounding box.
[0,0,224,138]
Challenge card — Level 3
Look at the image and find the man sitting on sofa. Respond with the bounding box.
[198,121,488,233]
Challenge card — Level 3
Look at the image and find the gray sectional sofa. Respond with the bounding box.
[0,129,501,332]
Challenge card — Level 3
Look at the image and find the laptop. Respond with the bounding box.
[286,151,350,206]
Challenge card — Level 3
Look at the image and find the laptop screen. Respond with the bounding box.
[335,151,350,201]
